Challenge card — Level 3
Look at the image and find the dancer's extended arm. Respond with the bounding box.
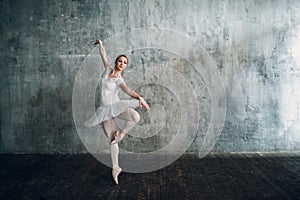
[94,39,110,68]
[120,83,150,111]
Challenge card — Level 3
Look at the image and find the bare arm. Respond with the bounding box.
[94,39,110,68]
[119,83,150,111]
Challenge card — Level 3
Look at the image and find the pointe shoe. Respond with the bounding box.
[111,131,120,144]
[112,167,122,185]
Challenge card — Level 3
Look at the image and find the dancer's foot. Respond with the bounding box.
[112,167,122,185]
[111,131,120,144]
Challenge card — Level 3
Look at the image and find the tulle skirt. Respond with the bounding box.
[84,99,139,127]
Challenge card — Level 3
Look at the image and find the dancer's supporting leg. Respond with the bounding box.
[103,118,122,184]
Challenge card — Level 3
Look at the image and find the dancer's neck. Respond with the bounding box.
[110,69,122,78]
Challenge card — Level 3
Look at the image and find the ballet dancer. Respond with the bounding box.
[85,39,150,184]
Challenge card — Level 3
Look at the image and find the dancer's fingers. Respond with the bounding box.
[142,102,150,111]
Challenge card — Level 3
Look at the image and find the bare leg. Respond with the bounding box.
[103,119,122,184]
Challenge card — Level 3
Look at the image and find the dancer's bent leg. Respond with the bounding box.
[116,108,140,141]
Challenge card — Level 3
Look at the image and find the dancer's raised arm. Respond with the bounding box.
[94,39,110,68]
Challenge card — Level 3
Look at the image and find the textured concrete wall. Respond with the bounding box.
[1,0,300,153]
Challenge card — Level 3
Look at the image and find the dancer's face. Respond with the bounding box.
[115,56,128,71]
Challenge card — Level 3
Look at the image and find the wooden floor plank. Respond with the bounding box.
[218,153,262,199]
[0,153,300,199]
[231,153,287,199]
[258,152,300,176]
[243,153,293,199]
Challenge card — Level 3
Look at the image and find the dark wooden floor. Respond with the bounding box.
[0,153,300,200]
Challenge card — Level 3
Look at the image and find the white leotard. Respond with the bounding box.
[84,67,139,127]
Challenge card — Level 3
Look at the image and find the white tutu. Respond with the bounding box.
[84,99,139,127]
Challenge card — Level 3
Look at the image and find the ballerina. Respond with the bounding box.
[85,39,150,184]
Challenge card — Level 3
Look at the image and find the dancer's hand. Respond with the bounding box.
[94,39,102,45]
[139,97,150,111]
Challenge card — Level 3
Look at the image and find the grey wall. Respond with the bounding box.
[1,0,300,153]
